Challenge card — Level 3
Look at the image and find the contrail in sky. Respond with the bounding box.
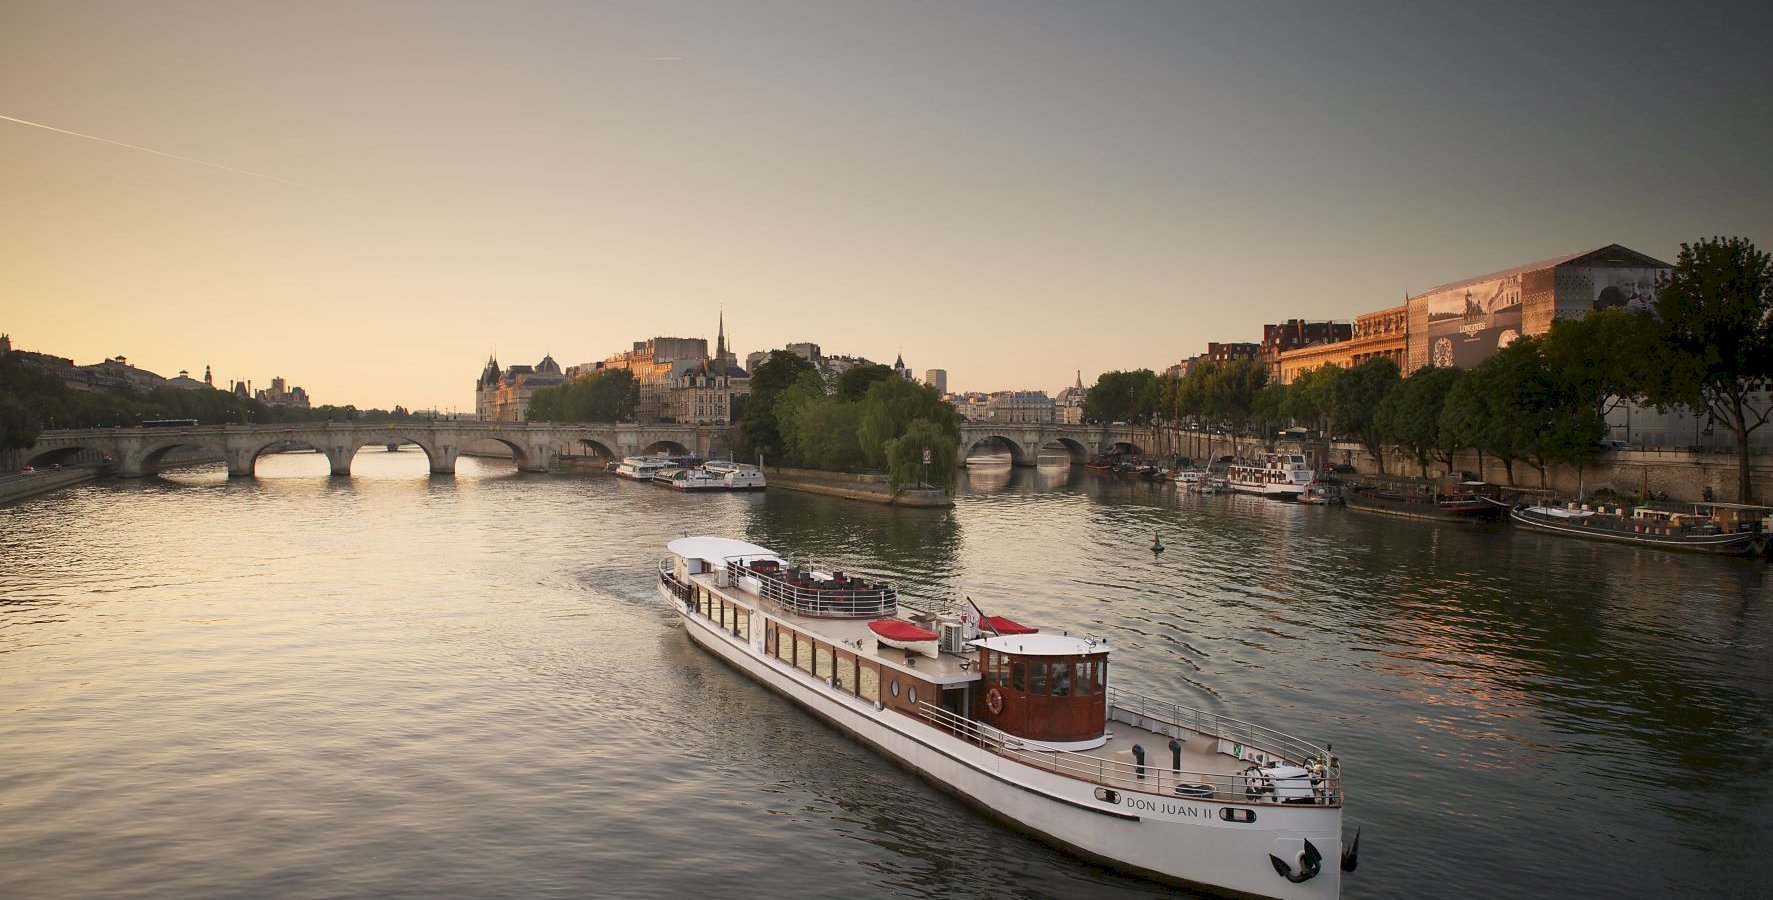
[0,112,339,193]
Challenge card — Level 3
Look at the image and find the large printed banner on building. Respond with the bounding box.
[1423,274,1523,369]
[1585,267,1660,312]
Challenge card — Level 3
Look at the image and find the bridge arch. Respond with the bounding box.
[462,436,535,472]
[963,434,1034,466]
[575,438,617,459]
[1036,438,1090,465]
[24,443,113,469]
[643,440,691,458]
[135,437,231,477]
[1108,440,1144,457]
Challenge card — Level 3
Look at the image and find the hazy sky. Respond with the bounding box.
[4,1,1769,410]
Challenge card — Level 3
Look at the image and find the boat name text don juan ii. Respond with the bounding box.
[659,537,1358,899]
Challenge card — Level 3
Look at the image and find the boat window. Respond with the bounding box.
[859,662,879,703]
[889,678,901,699]
[1095,659,1108,690]
[699,588,713,619]
[835,651,856,693]
[796,635,814,673]
[1053,663,1073,696]
[766,622,777,656]
[1011,661,1026,692]
[815,645,832,680]
[734,608,749,639]
[776,627,794,664]
[1029,662,1049,695]
[908,685,918,706]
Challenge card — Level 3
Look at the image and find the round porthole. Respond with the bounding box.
[890,679,901,698]
[908,686,918,705]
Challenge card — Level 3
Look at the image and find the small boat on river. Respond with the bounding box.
[1343,478,1502,522]
[614,455,675,480]
[1509,500,1771,556]
[659,536,1356,898]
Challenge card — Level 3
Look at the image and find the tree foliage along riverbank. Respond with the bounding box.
[740,351,962,492]
[1086,237,1773,501]
[0,356,409,451]
[524,369,638,423]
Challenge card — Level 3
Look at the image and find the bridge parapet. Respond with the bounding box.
[20,421,719,478]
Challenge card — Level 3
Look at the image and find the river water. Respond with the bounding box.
[2,449,1769,899]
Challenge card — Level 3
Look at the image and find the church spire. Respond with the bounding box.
[716,309,727,358]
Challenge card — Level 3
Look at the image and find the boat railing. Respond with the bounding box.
[1106,686,1335,776]
[658,558,692,603]
[916,702,1342,807]
[725,559,896,619]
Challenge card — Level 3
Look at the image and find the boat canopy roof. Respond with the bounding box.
[973,633,1105,657]
[667,536,781,565]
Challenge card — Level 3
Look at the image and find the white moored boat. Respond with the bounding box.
[704,460,767,490]
[614,455,675,480]
[659,536,1356,899]
[1227,454,1315,500]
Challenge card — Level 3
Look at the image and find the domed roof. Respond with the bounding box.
[536,354,561,375]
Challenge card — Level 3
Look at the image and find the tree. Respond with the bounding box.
[1083,369,1159,424]
[0,394,41,450]
[857,377,960,469]
[1328,358,1400,474]
[1539,308,1659,427]
[885,417,959,492]
[1644,237,1773,502]
[739,351,819,462]
[1376,366,1461,476]
[835,363,896,402]
[1282,365,1339,436]
[525,369,637,423]
[1204,358,1268,456]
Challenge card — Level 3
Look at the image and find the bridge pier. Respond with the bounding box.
[429,445,459,475]
[226,447,256,478]
[320,445,354,476]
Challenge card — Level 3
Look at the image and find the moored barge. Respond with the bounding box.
[1509,500,1770,556]
[1343,478,1503,522]
[659,536,1355,898]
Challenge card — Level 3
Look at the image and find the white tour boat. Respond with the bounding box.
[659,536,1356,899]
[658,467,729,491]
[614,456,675,480]
[704,460,768,491]
[1226,454,1315,500]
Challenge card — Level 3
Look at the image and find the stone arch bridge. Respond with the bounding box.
[23,422,719,478]
[957,423,1156,467]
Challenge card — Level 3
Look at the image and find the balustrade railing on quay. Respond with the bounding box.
[725,559,896,618]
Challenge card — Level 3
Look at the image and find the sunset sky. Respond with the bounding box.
[4,1,1769,411]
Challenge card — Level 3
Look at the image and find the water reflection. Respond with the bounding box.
[1,452,1769,900]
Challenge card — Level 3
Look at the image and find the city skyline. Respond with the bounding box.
[5,2,1770,410]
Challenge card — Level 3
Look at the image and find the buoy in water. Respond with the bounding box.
[1151,531,1165,553]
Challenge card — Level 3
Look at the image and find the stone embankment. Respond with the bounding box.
[764,466,954,508]
[0,467,101,505]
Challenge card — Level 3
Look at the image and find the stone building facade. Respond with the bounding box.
[475,354,565,421]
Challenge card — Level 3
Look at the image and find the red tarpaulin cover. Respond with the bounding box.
[868,619,939,642]
[985,616,1038,635]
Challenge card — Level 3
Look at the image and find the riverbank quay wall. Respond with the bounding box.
[19,423,726,478]
[1322,442,1773,504]
[1110,426,1764,504]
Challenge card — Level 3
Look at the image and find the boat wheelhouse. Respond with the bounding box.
[1510,500,1770,556]
[659,536,1354,899]
[1226,454,1314,500]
